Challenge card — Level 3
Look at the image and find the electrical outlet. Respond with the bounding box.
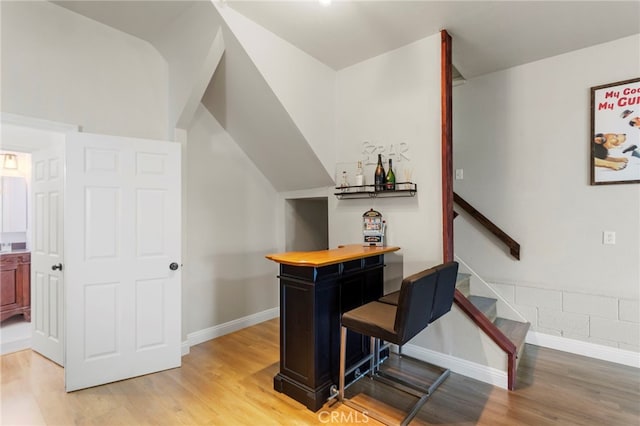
[455,169,464,180]
[603,231,616,245]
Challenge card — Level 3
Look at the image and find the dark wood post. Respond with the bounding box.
[441,30,454,263]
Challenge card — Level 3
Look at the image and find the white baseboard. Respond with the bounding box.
[181,340,190,356]
[401,343,508,389]
[1,337,31,356]
[0,309,280,358]
[183,307,280,354]
[526,331,640,368]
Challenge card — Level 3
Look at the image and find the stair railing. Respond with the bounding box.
[453,192,521,260]
[452,192,522,389]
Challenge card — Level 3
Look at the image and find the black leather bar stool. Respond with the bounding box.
[378,261,458,310]
[377,290,400,305]
[338,262,458,426]
[377,261,458,358]
[427,262,458,322]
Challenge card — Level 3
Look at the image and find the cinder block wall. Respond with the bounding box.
[490,282,640,351]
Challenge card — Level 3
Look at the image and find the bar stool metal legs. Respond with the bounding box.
[338,327,450,426]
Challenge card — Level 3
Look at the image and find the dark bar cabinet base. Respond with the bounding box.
[272,255,387,411]
[273,373,334,412]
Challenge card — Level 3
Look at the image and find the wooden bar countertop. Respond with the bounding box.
[265,244,400,267]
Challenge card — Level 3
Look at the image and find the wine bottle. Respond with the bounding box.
[386,159,396,190]
[374,154,385,191]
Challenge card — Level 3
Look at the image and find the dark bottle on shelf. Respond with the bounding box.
[374,154,386,191]
[386,159,396,190]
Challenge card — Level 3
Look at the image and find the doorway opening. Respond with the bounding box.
[0,116,70,362]
[0,151,32,354]
[285,198,328,252]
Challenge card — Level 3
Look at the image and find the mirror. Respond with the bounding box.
[1,176,27,233]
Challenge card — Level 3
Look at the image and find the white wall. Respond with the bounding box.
[214,4,336,180]
[152,1,221,130]
[1,1,168,140]
[454,34,640,351]
[201,6,334,192]
[331,34,443,287]
[185,105,279,334]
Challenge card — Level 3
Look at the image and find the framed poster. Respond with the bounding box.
[590,77,640,185]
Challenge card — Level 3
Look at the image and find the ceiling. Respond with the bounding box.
[52,1,640,79]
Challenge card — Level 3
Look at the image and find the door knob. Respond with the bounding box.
[169,262,179,271]
[51,263,63,271]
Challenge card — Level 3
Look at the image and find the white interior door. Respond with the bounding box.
[64,132,181,392]
[31,146,65,366]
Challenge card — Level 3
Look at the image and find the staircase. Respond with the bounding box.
[455,272,530,389]
[450,193,528,389]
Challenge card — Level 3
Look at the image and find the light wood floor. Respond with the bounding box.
[1,318,638,425]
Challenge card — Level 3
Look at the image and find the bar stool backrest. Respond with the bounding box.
[430,261,459,323]
[394,266,439,345]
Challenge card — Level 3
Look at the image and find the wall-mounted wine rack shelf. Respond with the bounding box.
[334,182,417,199]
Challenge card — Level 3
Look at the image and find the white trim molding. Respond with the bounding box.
[183,307,280,355]
[181,340,190,356]
[527,331,640,368]
[1,336,31,356]
[1,112,79,133]
[401,343,508,389]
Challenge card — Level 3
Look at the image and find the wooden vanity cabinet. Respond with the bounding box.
[1,252,31,322]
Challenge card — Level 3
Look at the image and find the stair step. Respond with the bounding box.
[494,317,529,350]
[468,295,497,322]
[494,317,530,368]
[456,273,471,297]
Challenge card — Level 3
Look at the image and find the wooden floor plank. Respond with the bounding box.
[1,318,638,425]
